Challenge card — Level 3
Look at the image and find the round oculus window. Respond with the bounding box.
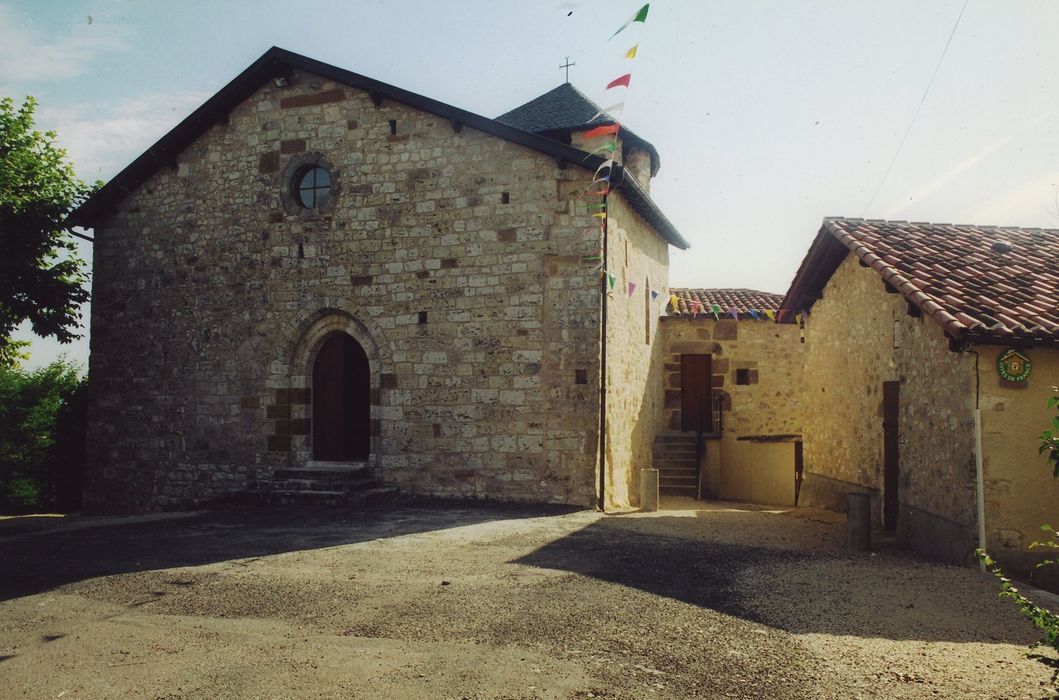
[294,166,332,209]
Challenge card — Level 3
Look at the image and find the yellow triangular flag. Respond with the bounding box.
[626,44,638,59]
[765,309,776,321]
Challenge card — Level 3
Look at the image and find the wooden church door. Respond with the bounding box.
[312,333,370,461]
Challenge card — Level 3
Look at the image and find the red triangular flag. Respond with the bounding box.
[606,74,632,90]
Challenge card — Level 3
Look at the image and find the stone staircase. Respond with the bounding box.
[254,461,398,506]
[653,433,700,498]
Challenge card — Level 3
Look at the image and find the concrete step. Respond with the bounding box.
[660,485,698,497]
[654,433,698,445]
[264,486,399,507]
[653,458,696,466]
[265,476,378,492]
[273,462,368,480]
[657,468,698,477]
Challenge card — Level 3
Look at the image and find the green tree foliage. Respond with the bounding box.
[0,360,86,512]
[0,96,98,367]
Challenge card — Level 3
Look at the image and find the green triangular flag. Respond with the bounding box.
[610,3,650,39]
[607,273,616,289]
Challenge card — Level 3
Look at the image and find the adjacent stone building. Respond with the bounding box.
[656,289,803,504]
[781,218,1059,575]
[69,47,688,512]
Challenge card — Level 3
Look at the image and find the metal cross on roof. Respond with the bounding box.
[559,56,575,83]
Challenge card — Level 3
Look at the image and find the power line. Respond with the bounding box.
[862,0,970,217]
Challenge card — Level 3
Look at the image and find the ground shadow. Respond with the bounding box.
[513,514,1033,645]
[0,500,580,602]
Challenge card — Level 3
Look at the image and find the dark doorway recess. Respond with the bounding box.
[882,380,900,532]
[312,333,370,461]
[680,354,713,432]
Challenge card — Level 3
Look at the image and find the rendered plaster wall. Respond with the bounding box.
[601,193,669,509]
[84,70,609,511]
[977,345,1059,577]
[801,254,978,563]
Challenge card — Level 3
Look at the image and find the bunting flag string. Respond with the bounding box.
[609,3,650,40]
[584,4,650,281]
[628,282,637,297]
[650,289,659,301]
[588,103,624,122]
[581,123,621,139]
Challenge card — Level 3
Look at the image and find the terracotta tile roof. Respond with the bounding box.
[780,217,1059,345]
[668,288,785,319]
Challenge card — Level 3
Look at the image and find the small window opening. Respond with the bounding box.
[294,166,331,209]
[644,277,651,345]
[736,369,751,385]
[297,242,304,259]
[501,192,510,204]
[418,311,428,325]
[574,369,588,385]
[388,119,397,135]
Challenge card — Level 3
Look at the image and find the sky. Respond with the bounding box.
[4,0,1059,370]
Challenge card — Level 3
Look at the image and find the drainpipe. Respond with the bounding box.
[597,188,610,513]
[970,349,986,571]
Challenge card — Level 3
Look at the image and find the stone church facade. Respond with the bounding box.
[71,48,688,512]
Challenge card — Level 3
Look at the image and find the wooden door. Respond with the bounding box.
[680,354,712,432]
[882,381,900,531]
[312,333,371,461]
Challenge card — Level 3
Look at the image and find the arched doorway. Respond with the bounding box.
[312,333,370,461]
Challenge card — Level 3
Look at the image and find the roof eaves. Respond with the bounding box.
[612,170,689,250]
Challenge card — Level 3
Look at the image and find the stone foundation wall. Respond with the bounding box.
[84,69,615,511]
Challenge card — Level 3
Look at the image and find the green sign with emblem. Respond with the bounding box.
[997,348,1031,382]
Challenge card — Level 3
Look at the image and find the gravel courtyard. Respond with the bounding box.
[0,498,1053,699]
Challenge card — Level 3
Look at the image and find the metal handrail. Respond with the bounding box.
[696,394,725,499]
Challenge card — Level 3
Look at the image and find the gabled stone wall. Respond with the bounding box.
[800,254,978,563]
[85,70,612,511]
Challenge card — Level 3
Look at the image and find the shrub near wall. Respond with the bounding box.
[0,361,85,512]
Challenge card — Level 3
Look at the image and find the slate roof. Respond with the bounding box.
[668,288,785,318]
[496,83,660,177]
[780,217,1059,346]
[67,48,687,249]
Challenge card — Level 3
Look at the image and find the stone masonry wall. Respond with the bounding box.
[801,254,977,562]
[658,317,803,438]
[602,193,669,509]
[84,69,610,511]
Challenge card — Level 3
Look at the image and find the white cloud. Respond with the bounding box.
[0,3,131,82]
[37,92,209,182]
